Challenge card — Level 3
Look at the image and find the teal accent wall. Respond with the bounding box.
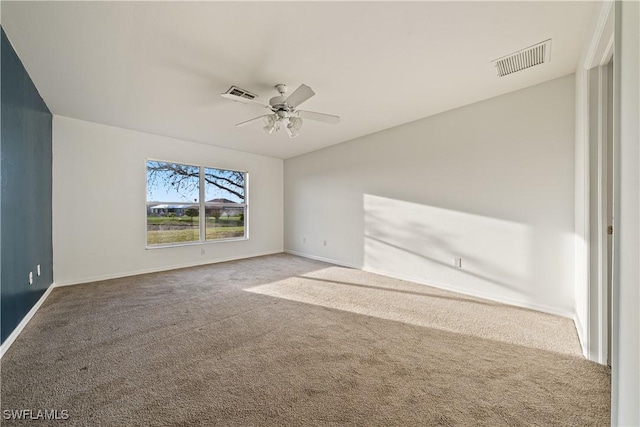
[1,27,53,343]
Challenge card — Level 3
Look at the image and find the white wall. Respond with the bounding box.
[53,116,283,285]
[285,75,576,317]
[612,1,640,424]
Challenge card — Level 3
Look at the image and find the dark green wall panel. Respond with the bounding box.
[1,27,53,343]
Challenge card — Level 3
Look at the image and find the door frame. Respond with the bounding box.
[578,0,615,365]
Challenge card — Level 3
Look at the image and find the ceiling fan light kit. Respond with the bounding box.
[262,114,277,134]
[221,84,340,138]
[286,116,303,138]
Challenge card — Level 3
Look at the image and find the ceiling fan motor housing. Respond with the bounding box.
[270,84,291,111]
[269,96,289,111]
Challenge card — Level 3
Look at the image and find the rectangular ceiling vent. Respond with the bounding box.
[492,39,551,77]
[225,86,257,100]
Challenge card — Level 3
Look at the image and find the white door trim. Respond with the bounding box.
[578,0,615,365]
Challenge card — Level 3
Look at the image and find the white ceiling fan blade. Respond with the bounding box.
[284,84,315,108]
[235,115,269,127]
[221,93,272,109]
[298,110,340,124]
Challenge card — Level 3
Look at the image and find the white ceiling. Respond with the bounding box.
[2,1,595,159]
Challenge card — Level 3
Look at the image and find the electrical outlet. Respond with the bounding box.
[323,240,327,246]
[302,237,306,243]
[29,272,33,285]
[201,248,206,255]
[453,257,462,268]
[37,264,41,276]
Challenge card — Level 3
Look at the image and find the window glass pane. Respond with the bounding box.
[146,203,200,245]
[146,161,200,246]
[147,161,200,203]
[205,205,245,241]
[204,167,245,204]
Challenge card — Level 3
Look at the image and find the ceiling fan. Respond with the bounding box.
[221,84,340,138]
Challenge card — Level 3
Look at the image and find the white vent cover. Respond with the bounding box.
[492,39,551,77]
[224,86,257,100]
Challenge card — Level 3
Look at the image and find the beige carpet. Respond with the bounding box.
[1,254,610,426]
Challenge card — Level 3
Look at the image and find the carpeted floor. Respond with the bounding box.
[1,254,610,426]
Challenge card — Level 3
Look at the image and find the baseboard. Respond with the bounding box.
[0,284,56,359]
[362,266,574,319]
[54,250,283,287]
[285,249,574,319]
[284,249,361,269]
[574,313,590,358]
[1,251,282,358]
[2,249,576,360]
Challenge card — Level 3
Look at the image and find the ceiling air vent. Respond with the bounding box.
[224,86,257,100]
[492,39,551,77]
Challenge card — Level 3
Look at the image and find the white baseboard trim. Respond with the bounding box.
[574,313,590,359]
[54,250,283,287]
[3,249,576,360]
[284,250,361,269]
[0,284,56,359]
[362,266,575,319]
[285,249,574,319]
[1,250,284,358]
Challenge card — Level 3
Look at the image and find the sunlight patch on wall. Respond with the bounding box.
[363,194,535,304]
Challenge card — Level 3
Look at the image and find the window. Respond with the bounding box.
[146,161,247,247]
